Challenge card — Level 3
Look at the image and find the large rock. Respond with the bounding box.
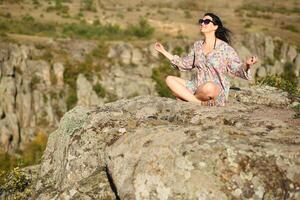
[33,86,299,199]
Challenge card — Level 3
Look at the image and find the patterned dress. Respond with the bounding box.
[170,39,252,107]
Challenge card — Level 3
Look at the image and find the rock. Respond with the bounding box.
[229,85,291,107]
[273,60,284,75]
[53,62,64,86]
[256,66,267,78]
[34,106,115,200]
[34,92,300,199]
[76,74,103,107]
[264,36,274,60]
[131,47,143,65]
[294,54,300,77]
[280,43,289,63]
[287,45,297,63]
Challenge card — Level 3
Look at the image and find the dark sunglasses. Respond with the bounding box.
[198,19,215,25]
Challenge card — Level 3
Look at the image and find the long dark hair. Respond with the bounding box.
[204,12,232,44]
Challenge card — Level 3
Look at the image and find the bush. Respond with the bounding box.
[151,58,180,98]
[126,16,155,38]
[66,90,78,110]
[256,62,299,96]
[0,132,48,172]
[0,167,31,198]
[93,83,106,98]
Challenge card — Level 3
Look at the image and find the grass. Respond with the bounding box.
[238,3,300,15]
[0,15,155,41]
[281,25,298,33]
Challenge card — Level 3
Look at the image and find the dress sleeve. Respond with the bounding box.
[224,45,252,81]
[170,42,196,71]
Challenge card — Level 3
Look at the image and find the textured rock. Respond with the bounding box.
[34,86,300,199]
[53,62,64,87]
[76,74,103,107]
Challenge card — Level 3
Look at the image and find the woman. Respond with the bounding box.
[154,12,258,106]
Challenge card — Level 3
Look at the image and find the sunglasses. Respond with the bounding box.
[198,19,215,25]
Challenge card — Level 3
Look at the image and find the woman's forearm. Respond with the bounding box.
[161,50,174,61]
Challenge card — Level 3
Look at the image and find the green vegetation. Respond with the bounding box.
[256,62,299,96]
[0,15,155,40]
[66,90,78,110]
[30,75,41,90]
[0,122,46,198]
[151,57,180,98]
[46,0,70,14]
[0,132,48,172]
[93,83,106,98]
[291,104,300,119]
[82,0,96,12]
[126,16,155,39]
[91,42,109,59]
[184,10,192,18]
[0,167,31,199]
[177,0,199,10]
[281,24,298,33]
[238,3,300,15]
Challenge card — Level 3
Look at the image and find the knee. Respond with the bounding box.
[202,82,220,97]
[165,75,175,85]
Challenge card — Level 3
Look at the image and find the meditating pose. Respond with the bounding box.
[154,12,258,106]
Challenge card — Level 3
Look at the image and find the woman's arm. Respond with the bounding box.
[155,42,196,71]
[224,45,253,81]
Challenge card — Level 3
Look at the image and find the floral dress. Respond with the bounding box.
[170,39,252,107]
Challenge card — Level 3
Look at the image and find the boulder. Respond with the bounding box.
[34,86,300,199]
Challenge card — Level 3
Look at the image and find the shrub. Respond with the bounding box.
[91,42,108,59]
[93,83,106,98]
[281,25,298,33]
[66,90,78,110]
[151,58,180,98]
[126,16,155,38]
[0,167,31,198]
[291,104,300,119]
[0,132,48,172]
[256,62,299,96]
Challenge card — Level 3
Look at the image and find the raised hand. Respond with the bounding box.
[246,56,258,66]
[154,42,166,53]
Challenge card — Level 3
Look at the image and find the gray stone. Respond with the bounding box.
[33,93,299,199]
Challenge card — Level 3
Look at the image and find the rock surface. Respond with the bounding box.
[33,85,300,200]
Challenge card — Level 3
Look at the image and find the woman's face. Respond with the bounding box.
[200,15,218,33]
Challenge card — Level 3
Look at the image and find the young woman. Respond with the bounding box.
[154,12,258,106]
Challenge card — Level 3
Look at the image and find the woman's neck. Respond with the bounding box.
[203,32,216,45]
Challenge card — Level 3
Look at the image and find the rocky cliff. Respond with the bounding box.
[23,84,299,200]
[0,32,299,155]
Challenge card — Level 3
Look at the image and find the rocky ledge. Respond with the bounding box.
[31,85,299,200]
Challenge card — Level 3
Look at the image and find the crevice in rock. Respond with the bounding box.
[105,164,120,200]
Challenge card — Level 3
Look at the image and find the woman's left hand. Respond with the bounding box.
[246,56,258,66]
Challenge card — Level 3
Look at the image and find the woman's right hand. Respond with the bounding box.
[154,42,166,53]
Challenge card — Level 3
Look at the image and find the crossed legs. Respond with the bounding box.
[165,75,221,105]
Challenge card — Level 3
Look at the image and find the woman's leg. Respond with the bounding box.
[165,76,202,104]
[194,81,221,106]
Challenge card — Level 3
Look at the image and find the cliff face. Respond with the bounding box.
[0,32,299,154]
[32,85,299,200]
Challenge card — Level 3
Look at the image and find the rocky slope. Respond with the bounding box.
[0,32,299,154]
[16,84,298,200]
